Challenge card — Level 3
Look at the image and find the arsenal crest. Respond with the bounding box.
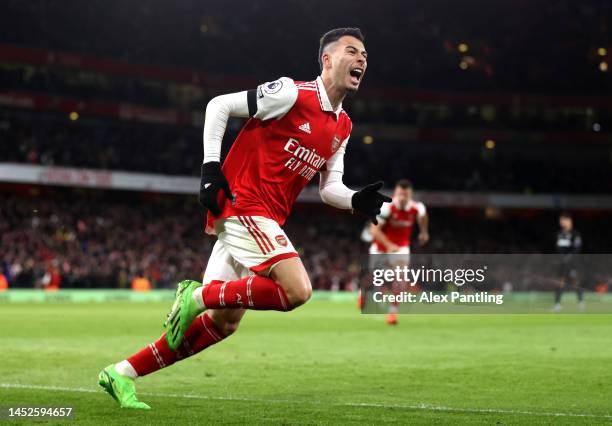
[275,235,288,247]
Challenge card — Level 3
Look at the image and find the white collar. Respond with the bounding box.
[315,76,343,117]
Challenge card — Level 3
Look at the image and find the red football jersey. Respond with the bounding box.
[372,199,426,252]
[206,77,352,232]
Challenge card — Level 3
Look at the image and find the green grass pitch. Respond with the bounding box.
[1,300,611,425]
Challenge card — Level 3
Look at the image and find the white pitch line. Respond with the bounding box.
[1,383,611,420]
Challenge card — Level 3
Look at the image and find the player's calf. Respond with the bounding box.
[111,311,229,381]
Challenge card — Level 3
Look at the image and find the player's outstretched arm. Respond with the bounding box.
[319,137,391,222]
[319,169,356,209]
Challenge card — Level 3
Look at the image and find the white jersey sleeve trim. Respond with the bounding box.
[376,202,392,225]
[252,77,298,121]
[414,201,427,218]
[203,91,250,163]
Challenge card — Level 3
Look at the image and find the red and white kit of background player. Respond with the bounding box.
[99,28,391,409]
[368,180,429,325]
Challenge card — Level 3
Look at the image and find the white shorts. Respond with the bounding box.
[369,245,410,255]
[368,245,410,269]
[203,215,299,284]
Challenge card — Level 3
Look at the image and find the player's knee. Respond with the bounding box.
[284,280,312,308]
[219,320,241,336]
[207,311,243,336]
[269,259,312,309]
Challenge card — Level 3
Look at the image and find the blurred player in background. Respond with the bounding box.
[98,27,391,409]
[553,211,584,312]
[367,179,428,324]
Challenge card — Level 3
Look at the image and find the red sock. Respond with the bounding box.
[127,313,225,377]
[202,276,290,311]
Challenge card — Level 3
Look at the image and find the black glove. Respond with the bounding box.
[351,181,392,225]
[199,162,233,216]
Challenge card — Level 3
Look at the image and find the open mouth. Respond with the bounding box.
[349,67,363,84]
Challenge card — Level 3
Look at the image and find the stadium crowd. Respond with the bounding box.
[1,196,207,289]
[0,196,367,290]
[2,193,609,290]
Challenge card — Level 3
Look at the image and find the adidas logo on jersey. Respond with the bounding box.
[298,122,312,134]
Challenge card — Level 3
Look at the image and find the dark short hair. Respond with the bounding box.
[396,179,413,189]
[318,27,365,70]
[560,211,573,219]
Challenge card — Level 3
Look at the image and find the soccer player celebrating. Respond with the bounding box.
[369,179,428,325]
[98,27,390,409]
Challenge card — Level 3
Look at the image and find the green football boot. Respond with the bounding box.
[98,364,151,410]
[163,279,204,351]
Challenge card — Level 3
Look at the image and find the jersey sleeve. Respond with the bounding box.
[203,91,250,163]
[415,201,427,219]
[376,202,392,225]
[247,77,298,121]
[318,137,355,210]
[325,136,349,174]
